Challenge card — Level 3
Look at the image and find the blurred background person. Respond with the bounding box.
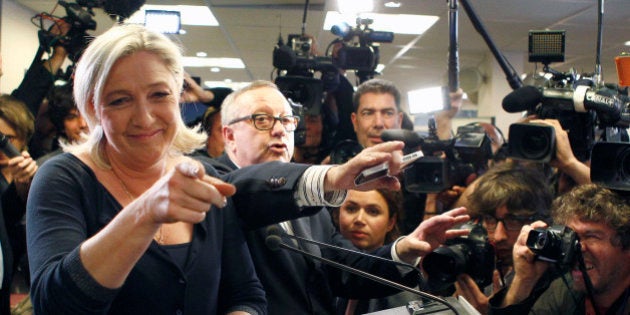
[0,94,37,314]
[36,82,88,166]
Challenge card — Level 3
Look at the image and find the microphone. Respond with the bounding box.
[264,226,464,315]
[0,132,21,158]
[502,85,626,126]
[266,226,420,273]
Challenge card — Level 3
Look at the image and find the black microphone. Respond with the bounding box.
[266,225,420,273]
[0,132,21,158]
[381,130,426,148]
[502,85,625,126]
[103,0,146,19]
[264,226,464,315]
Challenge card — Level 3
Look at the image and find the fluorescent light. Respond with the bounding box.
[203,81,251,90]
[126,5,218,26]
[144,10,180,34]
[182,57,245,69]
[625,41,630,46]
[375,64,385,73]
[408,86,446,114]
[337,0,373,14]
[210,67,220,73]
[324,12,439,35]
[196,52,208,57]
[384,2,402,8]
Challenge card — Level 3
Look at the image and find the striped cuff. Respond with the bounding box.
[295,165,347,207]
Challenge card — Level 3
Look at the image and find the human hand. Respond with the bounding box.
[502,220,550,306]
[8,151,37,184]
[182,73,214,103]
[395,207,470,263]
[324,141,405,191]
[139,160,236,225]
[454,272,497,314]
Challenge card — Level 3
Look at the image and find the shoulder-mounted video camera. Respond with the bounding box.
[423,223,495,292]
[503,30,630,162]
[36,0,145,63]
[273,17,393,115]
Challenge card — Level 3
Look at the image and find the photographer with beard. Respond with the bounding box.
[489,183,630,315]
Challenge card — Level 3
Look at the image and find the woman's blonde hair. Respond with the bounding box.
[70,24,206,168]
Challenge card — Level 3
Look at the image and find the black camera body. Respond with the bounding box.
[591,141,630,191]
[526,225,579,267]
[402,125,492,193]
[423,223,495,291]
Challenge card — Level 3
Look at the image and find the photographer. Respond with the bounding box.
[451,162,553,314]
[489,183,630,314]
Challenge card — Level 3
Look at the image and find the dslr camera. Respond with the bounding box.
[422,223,495,291]
[392,123,493,193]
[526,225,579,267]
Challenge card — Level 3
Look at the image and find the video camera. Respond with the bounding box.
[526,225,579,268]
[273,17,393,115]
[502,30,630,162]
[422,223,495,292]
[35,0,145,63]
[591,141,630,192]
[381,123,493,193]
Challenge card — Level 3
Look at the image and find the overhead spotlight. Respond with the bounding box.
[145,10,181,34]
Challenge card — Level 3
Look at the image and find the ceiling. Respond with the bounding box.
[15,0,630,110]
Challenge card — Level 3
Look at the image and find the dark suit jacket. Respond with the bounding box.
[213,154,421,314]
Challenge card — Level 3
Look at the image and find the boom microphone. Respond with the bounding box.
[502,85,627,126]
[263,226,464,315]
[103,0,146,19]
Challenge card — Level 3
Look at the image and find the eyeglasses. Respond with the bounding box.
[228,113,300,132]
[477,214,537,231]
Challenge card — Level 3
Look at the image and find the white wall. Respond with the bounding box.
[1,0,41,94]
[476,51,527,140]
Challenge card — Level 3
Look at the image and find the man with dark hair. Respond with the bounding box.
[452,162,553,313]
[489,183,630,314]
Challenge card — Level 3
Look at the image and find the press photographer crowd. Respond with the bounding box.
[0,0,629,315]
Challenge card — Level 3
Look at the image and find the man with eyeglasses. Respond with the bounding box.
[215,80,471,314]
[453,162,553,314]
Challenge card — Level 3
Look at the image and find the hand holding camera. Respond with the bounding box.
[501,220,552,306]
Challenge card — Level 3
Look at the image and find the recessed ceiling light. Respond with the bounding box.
[196,52,208,57]
[384,2,402,8]
[210,67,220,73]
[126,5,218,26]
[324,12,439,35]
[182,57,245,69]
[624,41,630,46]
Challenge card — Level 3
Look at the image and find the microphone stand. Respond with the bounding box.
[281,232,421,274]
[266,235,462,315]
[458,0,523,90]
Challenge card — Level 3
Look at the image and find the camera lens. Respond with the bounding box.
[533,231,548,249]
[619,148,630,180]
[521,131,551,160]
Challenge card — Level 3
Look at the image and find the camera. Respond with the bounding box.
[526,225,579,267]
[422,223,495,291]
[385,123,493,193]
[272,17,393,114]
[508,123,556,162]
[288,98,307,147]
[591,141,630,192]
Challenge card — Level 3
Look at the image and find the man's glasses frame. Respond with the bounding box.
[228,113,300,132]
